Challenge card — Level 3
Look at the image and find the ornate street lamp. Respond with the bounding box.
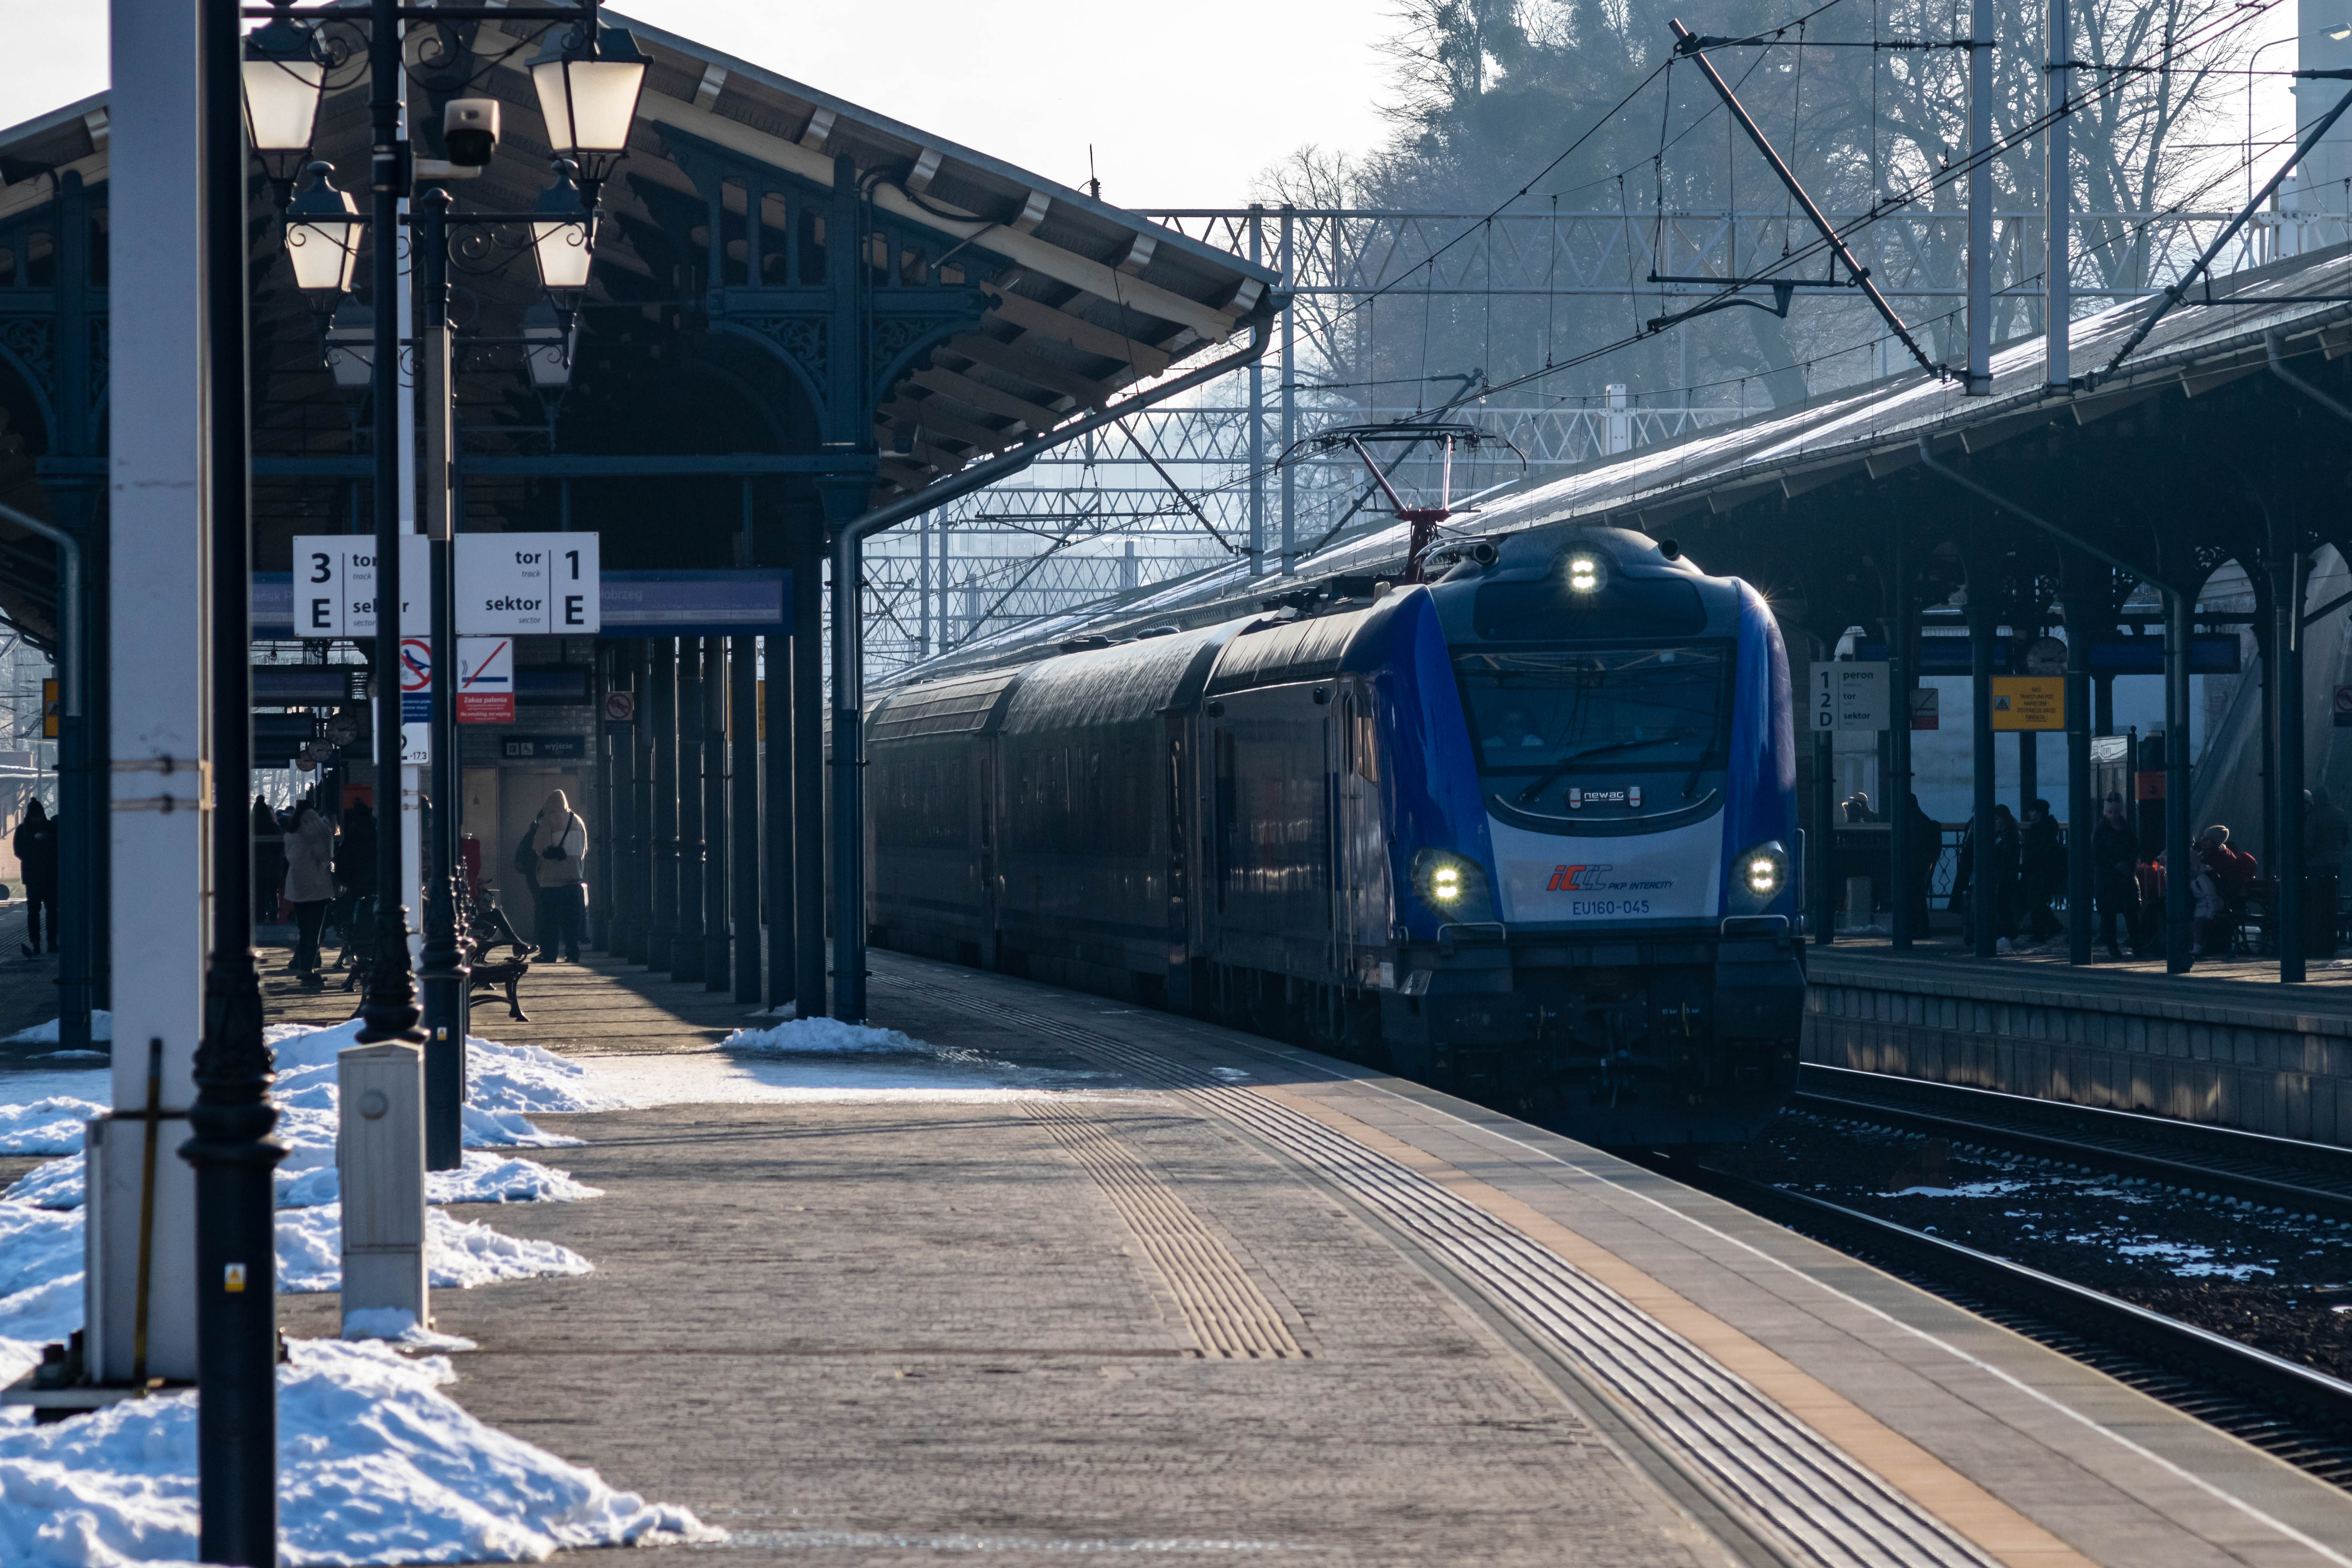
[529,25,646,211]
[529,158,596,305]
[324,304,374,394]
[522,300,575,393]
[241,3,329,209]
[284,163,363,311]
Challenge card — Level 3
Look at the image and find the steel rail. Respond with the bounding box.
[1660,1158,2352,1476]
[1791,1064,2352,1215]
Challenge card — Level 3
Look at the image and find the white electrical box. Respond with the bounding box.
[338,1041,427,1327]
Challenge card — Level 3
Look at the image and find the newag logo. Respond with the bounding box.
[1546,864,1614,891]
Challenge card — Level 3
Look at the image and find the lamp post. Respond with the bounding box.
[417,188,467,1170]
[197,0,634,1556]
[182,2,283,1562]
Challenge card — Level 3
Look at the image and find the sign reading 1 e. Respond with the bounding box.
[454,533,600,635]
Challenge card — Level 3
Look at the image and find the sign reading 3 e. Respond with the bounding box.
[455,533,600,634]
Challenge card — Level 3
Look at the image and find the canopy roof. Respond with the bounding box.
[905,239,2352,680]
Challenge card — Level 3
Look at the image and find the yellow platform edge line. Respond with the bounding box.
[1252,1084,2097,1568]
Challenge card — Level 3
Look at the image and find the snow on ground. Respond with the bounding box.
[585,1044,1125,1109]
[0,1201,82,1386]
[720,1017,931,1056]
[0,1098,105,1157]
[2,1012,112,1046]
[275,1206,592,1295]
[340,1308,476,1353]
[0,1338,712,1566]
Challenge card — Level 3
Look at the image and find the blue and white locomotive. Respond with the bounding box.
[866,524,1803,1145]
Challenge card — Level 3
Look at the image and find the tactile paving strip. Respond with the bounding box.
[1029,1099,1306,1360]
[878,974,1998,1568]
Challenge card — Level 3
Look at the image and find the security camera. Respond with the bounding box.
[443,99,501,168]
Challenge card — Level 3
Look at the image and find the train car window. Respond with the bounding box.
[1453,645,1732,796]
[1473,575,1706,640]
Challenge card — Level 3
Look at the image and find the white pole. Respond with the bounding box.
[94,0,208,1384]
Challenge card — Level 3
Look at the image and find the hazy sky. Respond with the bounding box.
[0,2,1395,207]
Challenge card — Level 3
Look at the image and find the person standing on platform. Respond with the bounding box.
[281,792,335,989]
[13,799,57,958]
[533,787,589,964]
[2307,789,2348,958]
[1904,793,1939,935]
[2092,793,2140,961]
[334,798,377,969]
[252,794,283,926]
[2021,798,2065,944]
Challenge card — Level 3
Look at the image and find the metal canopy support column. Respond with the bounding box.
[2059,589,2094,964]
[764,631,794,1010]
[629,642,655,967]
[1889,529,1917,949]
[608,650,638,960]
[675,638,707,981]
[794,523,827,1017]
[1811,635,1835,946]
[704,636,731,991]
[1968,585,1999,958]
[649,640,678,971]
[732,636,760,1001]
[2165,590,2193,972]
[2270,537,2307,981]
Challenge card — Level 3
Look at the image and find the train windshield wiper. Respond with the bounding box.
[1513,732,1690,804]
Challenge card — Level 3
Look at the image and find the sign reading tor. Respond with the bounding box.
[455,533,600,634]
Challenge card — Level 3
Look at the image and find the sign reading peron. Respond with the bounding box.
[1807,660,1889,732]
[455,533,600,634]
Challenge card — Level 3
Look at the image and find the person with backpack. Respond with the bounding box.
[13,798,58,957]
[530,788,588,962]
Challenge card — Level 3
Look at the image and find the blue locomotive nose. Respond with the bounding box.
[862,524,1805,1149]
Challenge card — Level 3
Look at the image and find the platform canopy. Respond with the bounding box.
[0,8,1281,636]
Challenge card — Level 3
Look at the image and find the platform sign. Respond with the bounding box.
[2334,685,2352,728]
[455,533,600,634]
[458,637,515,724]
[1990,676,2064,731]
[1808,660,1889,732]
[1909,688,1939,731]
[602,689,635,724]
[292,534,427,636]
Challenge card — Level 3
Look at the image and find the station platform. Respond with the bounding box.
[1807,940,2352,1144]
[262,949,2352,1567]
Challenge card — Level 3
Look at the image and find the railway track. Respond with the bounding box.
[1791,1064,2352,1223]
[1651,1153,2352,1489]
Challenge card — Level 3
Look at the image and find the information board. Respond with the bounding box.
[1990,676,2064,731]
[1808,660,1889,732]
[455,533,600,634]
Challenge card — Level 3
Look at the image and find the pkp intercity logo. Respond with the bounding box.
[1546,863,1614,892]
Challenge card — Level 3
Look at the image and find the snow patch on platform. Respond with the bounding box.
[0,1338,713,1566]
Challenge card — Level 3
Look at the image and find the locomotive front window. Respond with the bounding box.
[1453,646,1730,788]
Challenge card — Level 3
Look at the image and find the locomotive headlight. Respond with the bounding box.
[1409,848,1491,920]
[1566,553,1606,593]
[1738,840,1789,897]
